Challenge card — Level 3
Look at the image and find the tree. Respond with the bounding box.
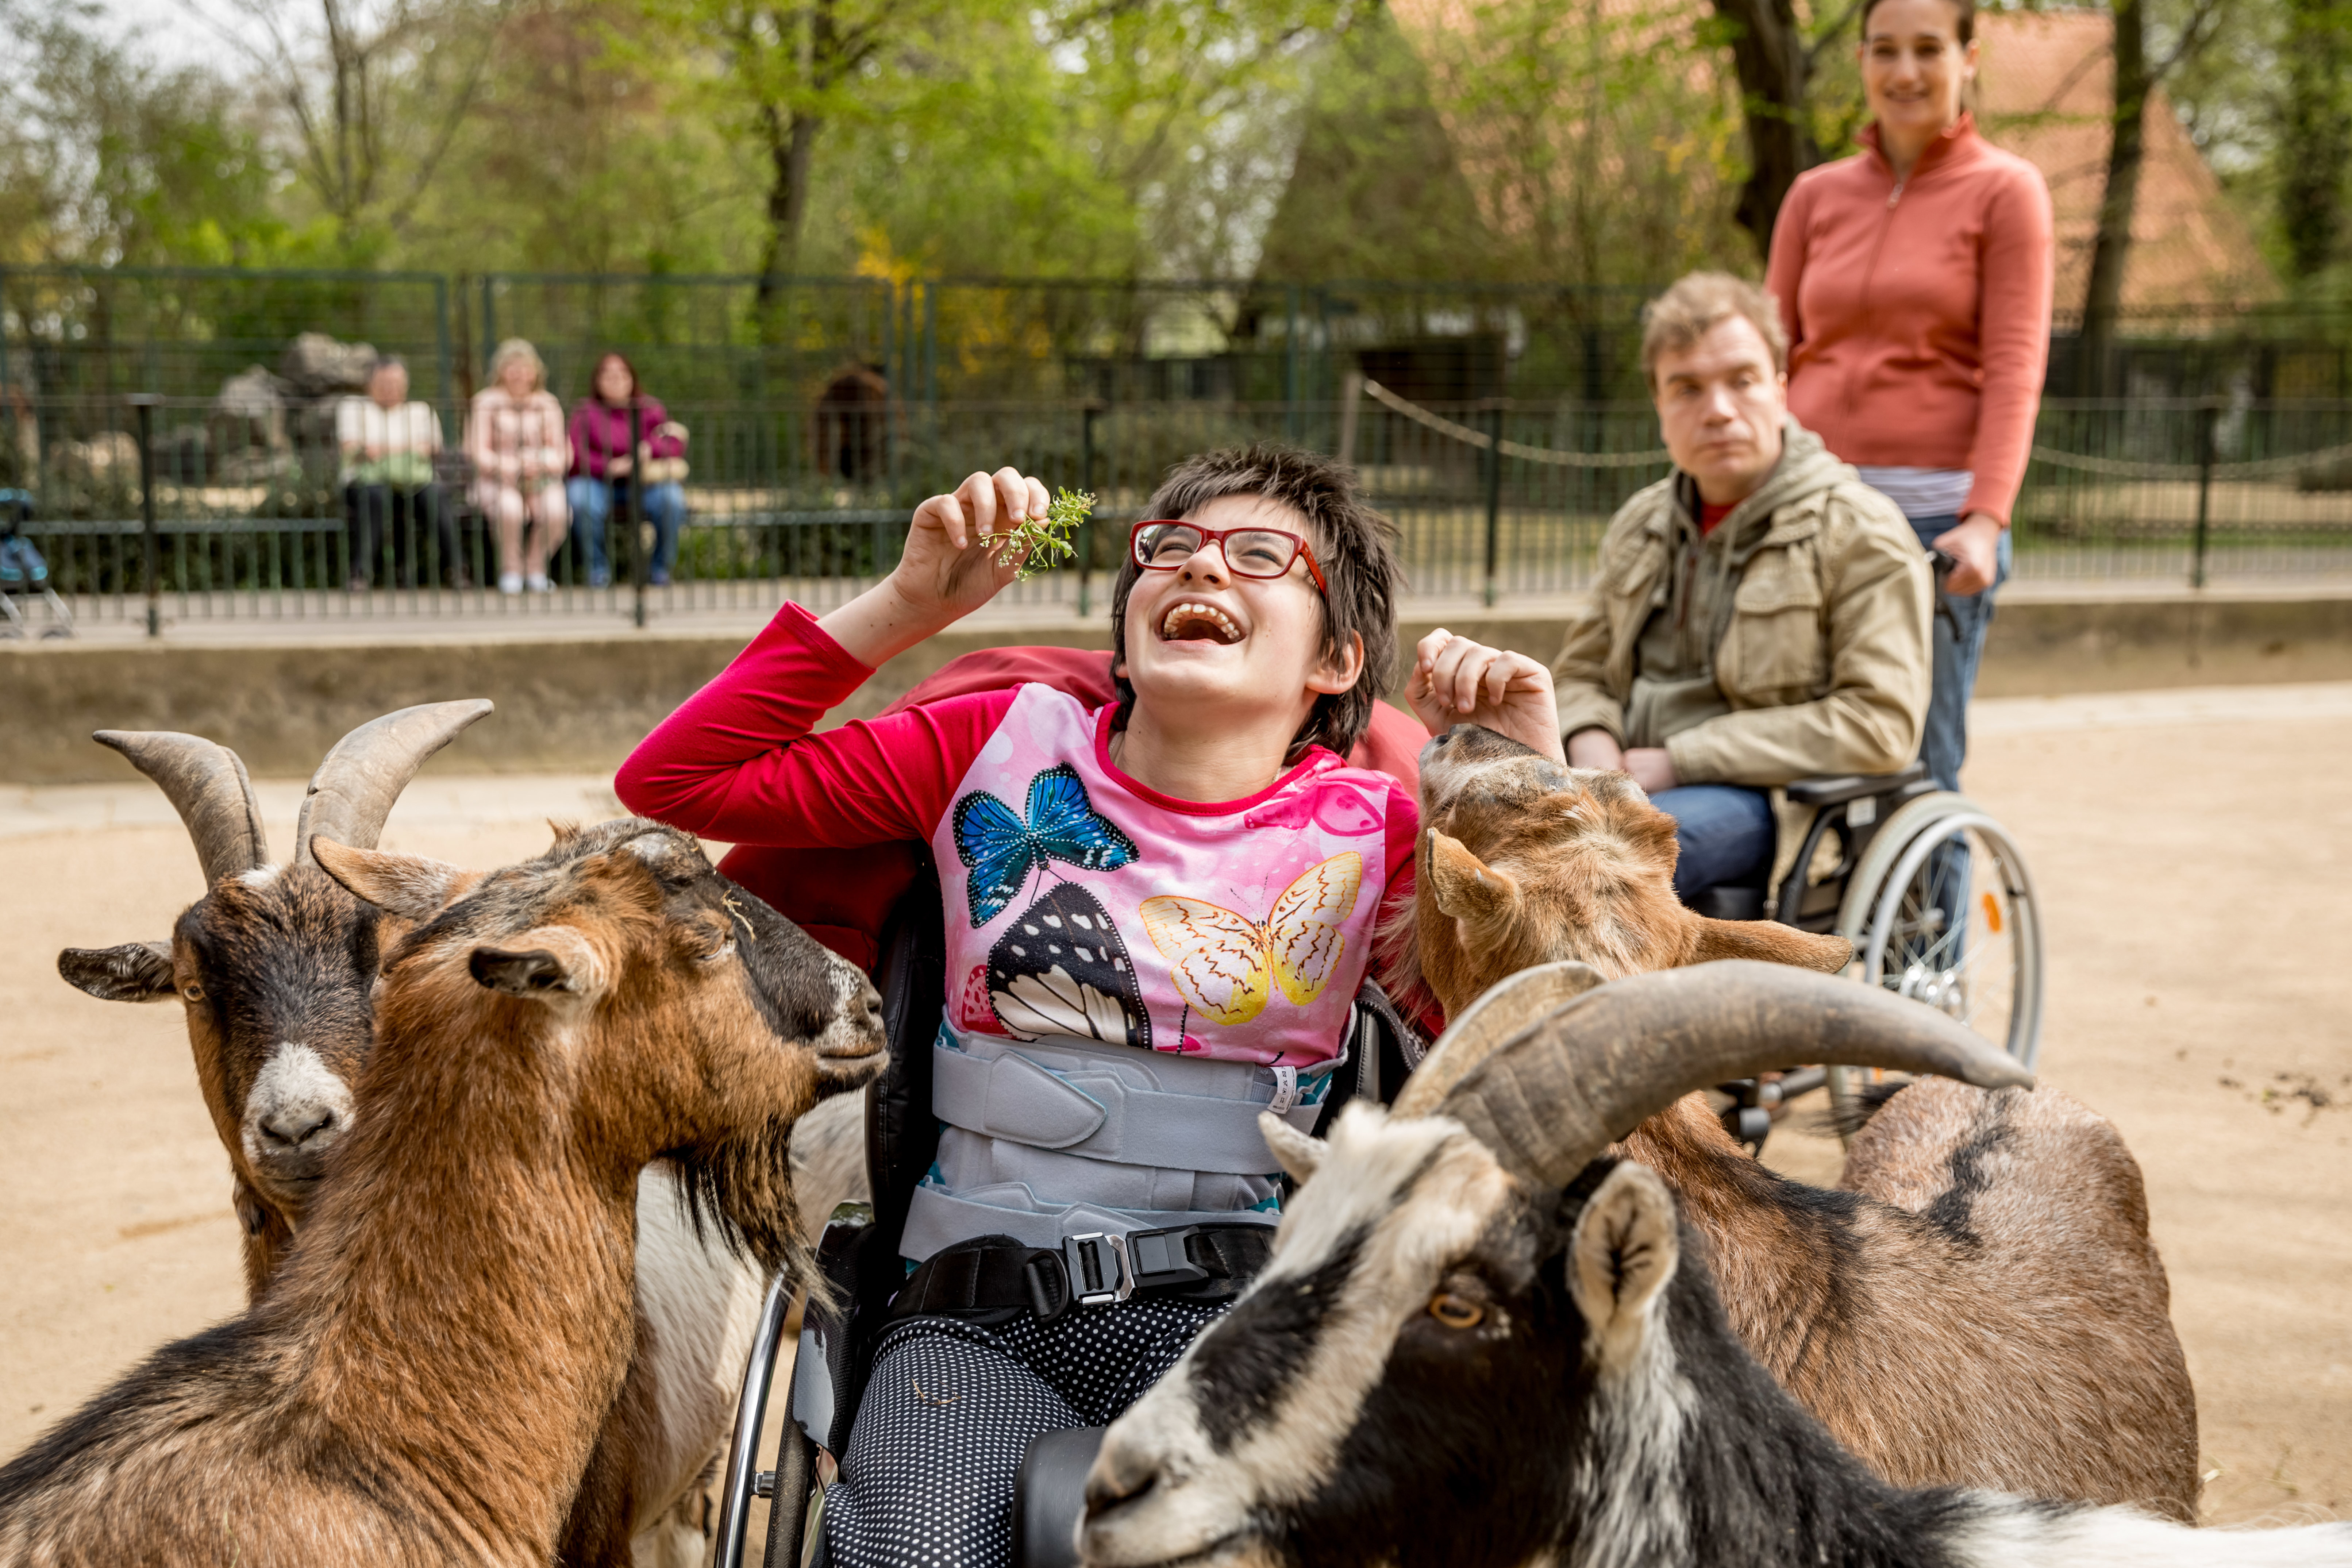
[2077,0,2228,393]
[2277,0,2352,281]
[177,0,516,257]
[1704,0,1868,253]
[0,0,284,266]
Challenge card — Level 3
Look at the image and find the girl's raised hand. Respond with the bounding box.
[895,467,1052,623]
[1407,629,1566,765]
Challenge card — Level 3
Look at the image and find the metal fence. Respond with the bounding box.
[5,384,2347,636]
[14,265,2352,410]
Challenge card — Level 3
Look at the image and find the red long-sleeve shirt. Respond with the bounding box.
[1766,113,2056,527]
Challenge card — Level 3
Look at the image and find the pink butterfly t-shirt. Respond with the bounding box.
[936,684,1401,1067]
[615,603,1419,1071]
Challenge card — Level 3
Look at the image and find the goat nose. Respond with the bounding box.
[1082,1441,1160,1520]
[258,1106,336,1148]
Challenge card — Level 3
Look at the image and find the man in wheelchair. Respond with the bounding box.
[617,445,1561,1566]
[1552,272,1933,917]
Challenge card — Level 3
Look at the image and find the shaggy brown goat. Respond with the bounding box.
[1398,725,2200,1517]
[50,713,864,1565]
[0,820,885,1567]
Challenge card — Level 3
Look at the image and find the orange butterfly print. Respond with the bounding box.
[1138,852,1364,1028]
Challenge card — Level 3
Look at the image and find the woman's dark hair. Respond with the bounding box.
[1860,0,1974,45]
[1108,443,1404,763]
[591,351,640,403]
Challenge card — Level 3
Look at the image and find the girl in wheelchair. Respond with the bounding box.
[617,446,1561,1566]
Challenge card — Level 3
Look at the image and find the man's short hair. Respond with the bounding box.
[369,354,406,375]
[1109,443,1403,762]
[1640,273,1788,392]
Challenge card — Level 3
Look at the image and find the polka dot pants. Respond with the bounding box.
[821,1298,1226,1568]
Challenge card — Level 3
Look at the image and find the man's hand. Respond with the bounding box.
[1622,747,1678,795]
[1932,512,2003,596]
[1408,630,1565,765]
[1566,728,1624,771]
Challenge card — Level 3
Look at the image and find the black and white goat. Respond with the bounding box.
[1081,964,2350,1568]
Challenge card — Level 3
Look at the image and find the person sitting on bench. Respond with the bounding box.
[1552,272,1932,906]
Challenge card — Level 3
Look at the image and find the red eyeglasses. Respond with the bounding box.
[1128,520,1328,596]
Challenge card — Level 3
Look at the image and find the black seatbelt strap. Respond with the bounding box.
[889,1225,1275,1326]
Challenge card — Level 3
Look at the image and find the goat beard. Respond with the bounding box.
[670,1114,815,1292]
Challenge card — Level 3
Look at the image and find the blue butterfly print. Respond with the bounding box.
[952,763,1139,927]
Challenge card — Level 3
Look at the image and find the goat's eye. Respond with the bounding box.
[699,940,736,965]
[1429,1292,1484,1329]
[181,983,205,1002]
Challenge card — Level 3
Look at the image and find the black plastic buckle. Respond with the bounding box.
[1125,1226,1212,1291]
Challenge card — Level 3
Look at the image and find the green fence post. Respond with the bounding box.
[434,276,454,416]
[629,398,648,629]
[130,393,161,637]
[1483,399,1505,608]
[1284,284,1302,442]
[1078,400,1101,618]
[2191,396,2218,590]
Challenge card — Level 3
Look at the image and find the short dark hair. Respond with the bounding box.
[1109,443,1404,763]
[1860,0,1974,45]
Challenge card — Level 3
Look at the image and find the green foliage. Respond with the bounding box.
[0,0,289,266]
[989,486,1095,579]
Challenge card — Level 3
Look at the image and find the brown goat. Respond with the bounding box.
[49,713,860,1565]
[0,820,886,1567]
[1404,724,2200,1517]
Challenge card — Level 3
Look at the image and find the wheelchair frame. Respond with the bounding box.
[709,763,2047,1564]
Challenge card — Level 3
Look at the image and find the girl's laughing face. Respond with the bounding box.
[1119,494,1361,743]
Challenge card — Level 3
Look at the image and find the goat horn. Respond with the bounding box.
[1429,960,2035,1188]
[292,699,494,866]
[1391,960,1608,1118]
[94,730,271,886]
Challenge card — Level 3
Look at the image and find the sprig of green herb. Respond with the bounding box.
[986,486,1094,580]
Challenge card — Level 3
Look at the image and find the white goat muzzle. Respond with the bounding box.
[240,1042,355,1201]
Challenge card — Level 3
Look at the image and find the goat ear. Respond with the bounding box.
[468,925,607,1003]
[1427,831,1520,923]
[57,941,178,1002]
[1567,1163,1680,1356]
[1687,920,1852,974]
[311,838,475,921]
[1259,1111,1326,1186]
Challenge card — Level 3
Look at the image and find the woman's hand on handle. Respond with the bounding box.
[1933,512,2003,596]
[818,467,1050,669]
[1407,629,1567,766]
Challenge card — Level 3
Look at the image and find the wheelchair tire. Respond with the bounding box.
[1827,791,2045,1131]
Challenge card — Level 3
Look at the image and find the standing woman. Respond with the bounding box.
[467,338,572,595]
[1765,0,2053,791]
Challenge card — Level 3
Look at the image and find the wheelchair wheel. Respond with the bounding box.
[1827,792,2044,1129]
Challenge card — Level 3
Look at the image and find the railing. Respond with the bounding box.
[4,392,2347,634]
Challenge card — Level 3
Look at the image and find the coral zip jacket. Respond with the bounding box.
[1765,113,2055,528]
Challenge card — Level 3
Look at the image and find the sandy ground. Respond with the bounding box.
[2,685,2347,1539]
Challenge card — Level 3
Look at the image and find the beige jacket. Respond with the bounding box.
[1552,420,1931,788]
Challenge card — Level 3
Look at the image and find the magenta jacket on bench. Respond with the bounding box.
[568,397,686,481]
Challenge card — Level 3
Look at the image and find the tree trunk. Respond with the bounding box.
[756,105,824,307]
[2280,0,2352,281]
[2079,0,2149,396]
[1712,0,1817,254]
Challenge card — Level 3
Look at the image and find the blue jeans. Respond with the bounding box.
[566,477,685,587]
[1653,785,1776,902]
[1909,513,2012,793]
